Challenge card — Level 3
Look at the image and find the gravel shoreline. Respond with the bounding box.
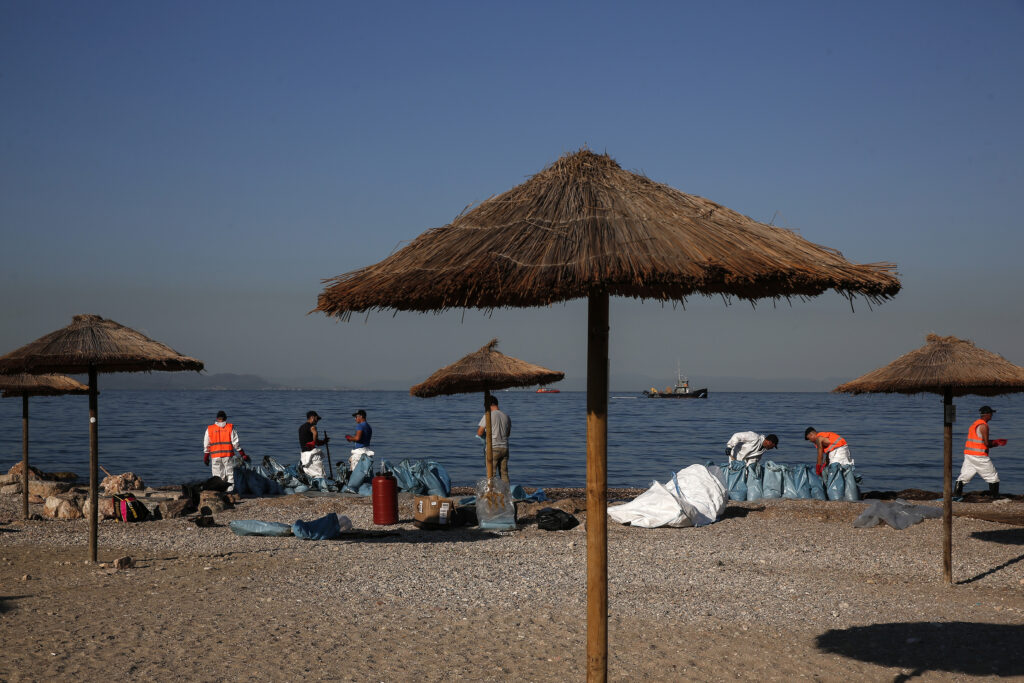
[2,490,1023,680]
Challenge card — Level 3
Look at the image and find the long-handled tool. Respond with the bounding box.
[323,429,334,480]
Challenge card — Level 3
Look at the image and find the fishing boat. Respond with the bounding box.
[536,386,560,393]
[642,367,708,399]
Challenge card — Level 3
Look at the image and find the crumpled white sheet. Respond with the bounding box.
[607,464,727,528]
[853,499,942,530]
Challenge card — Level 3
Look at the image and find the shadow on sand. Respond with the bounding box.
[816,622,1023,681]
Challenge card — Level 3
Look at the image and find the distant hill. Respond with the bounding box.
[82,372,280,391]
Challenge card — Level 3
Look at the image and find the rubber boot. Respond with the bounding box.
[953,480,964,498]
[989,482,999,498]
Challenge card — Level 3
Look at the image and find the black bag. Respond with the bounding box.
[536,507,579,531]
[113,493,150,522]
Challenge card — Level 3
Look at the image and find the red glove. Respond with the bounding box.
[345,434,354,442]
[815,462,825,477]
[240,449,250,462]
[204,453,210,466]
[991,439,1007,448]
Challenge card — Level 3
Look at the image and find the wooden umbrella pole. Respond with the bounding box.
[586,291,609,682]
[22,394,29,520]
[484,389,494,479]
[88,365,98,564]
[943,388,953,584]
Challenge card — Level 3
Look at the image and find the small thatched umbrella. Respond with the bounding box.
[410,338,564,478]
[0,314,204,561]
[834,334,1024,583]
[316,149,900,680]
[0,374,89,519]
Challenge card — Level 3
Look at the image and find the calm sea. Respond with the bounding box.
[1,390,1021,494]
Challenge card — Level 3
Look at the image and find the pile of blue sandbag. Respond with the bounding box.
[720,461,861,502]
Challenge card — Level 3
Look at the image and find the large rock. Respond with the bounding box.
[42,496,84,520]
[6,463,44,480]
[82,496,117,520]
[29,480,72,497]
[1,483,21,496]
[0,473,18,486]
[198,490,231,514]
[100,472,145,494]
[159,498,196,519]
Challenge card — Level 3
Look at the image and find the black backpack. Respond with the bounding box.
[113,494,150,522]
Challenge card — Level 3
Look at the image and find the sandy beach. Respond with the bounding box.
[2,488,1023,682]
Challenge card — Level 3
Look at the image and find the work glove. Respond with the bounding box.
[345,434,354,442]
[814,462,825,477]
[240,449,250,463]
[991,439,1007,448]
[203,453,210,466]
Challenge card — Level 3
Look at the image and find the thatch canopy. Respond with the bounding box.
[316,149,900,317]
[0,373,89,398]
[410,339,564,397]
[0,314,204,375]
[834,334,1024,397]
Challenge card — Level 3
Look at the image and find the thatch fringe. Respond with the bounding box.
[834,334,1024,397]
[317,150,900,318]
[0,373,90,398]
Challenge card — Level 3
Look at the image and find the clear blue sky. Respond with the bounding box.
[2,1,1022,390]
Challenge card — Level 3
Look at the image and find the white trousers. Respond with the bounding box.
[827,445,854,466]
[211,454,239,490]
[300,448,325,479]
[957,454,999,484]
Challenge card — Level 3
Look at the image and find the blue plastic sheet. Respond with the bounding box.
[745,463,764,500]
[292,513,342,540]
[762,461,785,499]
[229,519,293,536]
[231,462,284,496]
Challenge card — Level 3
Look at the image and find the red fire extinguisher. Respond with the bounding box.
[372,471,398,525]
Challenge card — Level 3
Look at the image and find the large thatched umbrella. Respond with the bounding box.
[410,338,564,478]
[1,374,89,519]
[0,314,204,561]
[316,149,901,680]
[834,334,1024,583]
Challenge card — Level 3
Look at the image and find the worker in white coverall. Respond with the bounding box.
[203,410,248,492]
[726,431,778,465]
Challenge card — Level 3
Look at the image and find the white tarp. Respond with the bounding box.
[607,464,727,528]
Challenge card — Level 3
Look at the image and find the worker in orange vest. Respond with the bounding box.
[805,427,853,476]
[203,410,248,491]
[954,405,1007,498]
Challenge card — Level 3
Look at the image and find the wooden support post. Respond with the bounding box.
[586,291,609,682]
[88,365,98,564]
[943,388,953,584]
[22,394,29,520]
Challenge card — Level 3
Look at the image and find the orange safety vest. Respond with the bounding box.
[963,418,989,457]
[207,422,235,459]
[818,431,847,453]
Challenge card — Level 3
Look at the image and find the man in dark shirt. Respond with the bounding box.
[298,410,329,478]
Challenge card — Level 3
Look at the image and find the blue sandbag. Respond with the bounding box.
[293,484,310,494]
[726,461,747,501]
[745,463,764,500]
[292,513,341,540]
[344,454,374,493]
[825,463,846,501]
[427,460,452,495]
[783,465,813,499]
[842,465,861,501]
[391,460,424,494]
[229,519,294,537]
[807,470,827,500]
[357,481,373,496]
[762,461,785,499]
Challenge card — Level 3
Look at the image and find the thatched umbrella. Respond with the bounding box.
[0,314,204,561]
[316,149,901,680]
[0,374,89,519]
[834,334,1024,583]
[410,338,564,478]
